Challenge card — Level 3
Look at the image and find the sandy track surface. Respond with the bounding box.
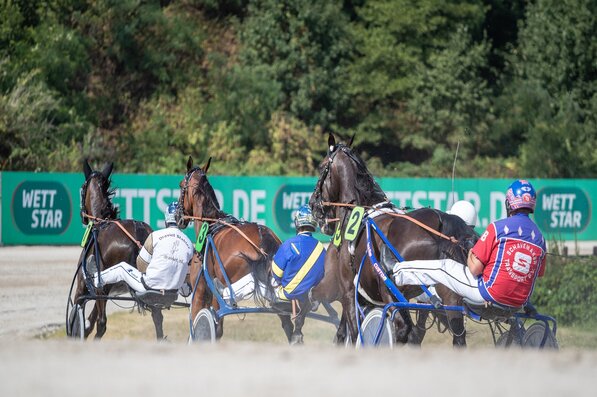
[0,246,596,396]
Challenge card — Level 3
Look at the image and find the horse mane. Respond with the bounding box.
[335,144,388,205]
[190,167,226,219]
[435,211,479,263]
[81,171,119,220]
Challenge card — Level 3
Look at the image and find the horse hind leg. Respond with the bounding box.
[408,310,430,345]
[393,308,413,344]
[278,314,293,343]
[84,306,97,338]
[150,308,165,340]
[94,300,108,339]
[289,300,311,345]
[448,312,466,347]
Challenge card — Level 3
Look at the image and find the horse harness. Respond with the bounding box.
[81,212,143,249]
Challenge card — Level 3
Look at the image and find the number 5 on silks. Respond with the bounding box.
[344,206,364,242]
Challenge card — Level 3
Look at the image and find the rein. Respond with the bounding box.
[183,215,268,257]
[81,213,143,249]
[321,201,459,243]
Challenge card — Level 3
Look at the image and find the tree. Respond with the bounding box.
[497,0,597,177]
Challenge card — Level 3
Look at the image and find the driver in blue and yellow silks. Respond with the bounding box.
[272,205,326,303]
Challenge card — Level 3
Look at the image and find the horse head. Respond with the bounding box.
[178,156,222,231]
[309,133,386,235]
[437,212,480,263]
[80,159,118,224]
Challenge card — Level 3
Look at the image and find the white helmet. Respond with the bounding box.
[447,200,477,227]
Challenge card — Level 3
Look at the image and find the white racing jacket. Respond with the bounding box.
[138,227,194,290]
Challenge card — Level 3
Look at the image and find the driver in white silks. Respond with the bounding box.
[393,180,546,310]
[90,202,194,294]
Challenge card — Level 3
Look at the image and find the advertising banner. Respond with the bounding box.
[1,171,595,245]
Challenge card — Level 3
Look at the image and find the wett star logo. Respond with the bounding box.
[535,187,591,233]
[12,181,72,235]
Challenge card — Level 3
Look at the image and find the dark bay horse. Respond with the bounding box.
[178,157,300,343]
[309,133,478,345]
[74,160,158,338]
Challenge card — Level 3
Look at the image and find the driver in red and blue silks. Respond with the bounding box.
[272,205,326,302]
[470,179,546,308]
[393,179,546,310]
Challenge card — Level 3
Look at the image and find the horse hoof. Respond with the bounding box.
[290,335,304,345]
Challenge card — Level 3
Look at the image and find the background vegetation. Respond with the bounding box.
[1,0,596,177]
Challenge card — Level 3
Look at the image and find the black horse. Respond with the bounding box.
[73,160,161,339]
[308,133,478,345]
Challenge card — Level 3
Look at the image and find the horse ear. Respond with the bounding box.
[83,159,92,180]
[328,133,336,153]
[186,156,193,172]
[203,157,212,174]
[348,133,355,147]
[101,162,113,179]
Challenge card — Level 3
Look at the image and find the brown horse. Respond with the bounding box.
[72,160,159,339]
[178,157,300,342]
[309,133,477,346]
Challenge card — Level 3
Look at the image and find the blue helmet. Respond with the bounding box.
[506,180,536,213]
[165,202,179,226]
[294,204,317,232]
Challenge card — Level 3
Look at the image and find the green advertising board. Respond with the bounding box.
[1,171,595,245]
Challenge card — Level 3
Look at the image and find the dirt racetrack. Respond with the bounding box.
[1,245,596,396]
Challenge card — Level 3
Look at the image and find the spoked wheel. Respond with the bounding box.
[66,303,85,340]
[190,308,217,344]
[356,308,394,348]
[522,322,559,349]
[495,319,524,348]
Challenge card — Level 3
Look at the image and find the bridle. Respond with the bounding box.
[311,145,344,226]
[178,166,202,224]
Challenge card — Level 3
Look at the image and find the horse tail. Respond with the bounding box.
[239,227,281,307]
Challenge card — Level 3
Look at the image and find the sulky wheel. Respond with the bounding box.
[67,304,85,340]
[356,308,395,348]
[495,318,524,348]
[522,322,559,349]
[190,308,217,344]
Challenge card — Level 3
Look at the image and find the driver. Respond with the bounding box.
[90,202,194,294]
[390,180,546,309]
[447,200,477,229]
[271,205,326,303]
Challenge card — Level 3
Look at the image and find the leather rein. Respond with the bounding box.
[182,215,268,257]
[321,201,459,244]
[81,213,143,249]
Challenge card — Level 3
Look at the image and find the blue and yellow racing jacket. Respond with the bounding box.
[271,232,326,300]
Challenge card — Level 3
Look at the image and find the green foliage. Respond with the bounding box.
[239,0,353,130]
[244,112,323,175]
[406,27,494,176]
[496,0,597,177]
[1,0,595,177]
[533,250,597,326]
[0,71,90,171]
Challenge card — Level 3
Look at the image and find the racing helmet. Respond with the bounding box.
[505,179,536,213]
[447,200,477,227]
[294,204,317,232]
[165,202,179,226]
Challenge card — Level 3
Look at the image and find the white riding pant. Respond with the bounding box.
[392,259,485,305]
[94,262,147,293]
[220,273,276,303]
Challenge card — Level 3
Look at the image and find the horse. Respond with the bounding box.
[178,156,303,343]
[308,133,478,346]
[73,160,159,339]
